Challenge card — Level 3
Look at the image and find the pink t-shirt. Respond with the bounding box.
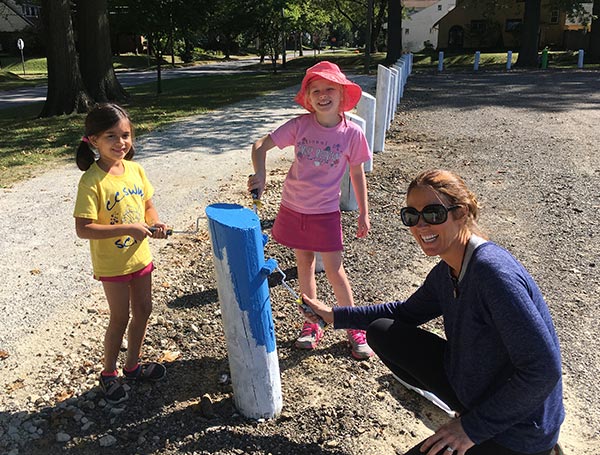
[270,113,371,214]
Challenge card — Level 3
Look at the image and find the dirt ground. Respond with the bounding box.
[1,69,599,455]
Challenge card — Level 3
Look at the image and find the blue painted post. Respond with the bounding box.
[474,51,480,71]
[438,51,444,72]
[205,203,282,419]
[578,49,584,68]
[506,51,513,70]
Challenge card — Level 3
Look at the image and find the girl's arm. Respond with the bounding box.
[349,163,370,238]
[74,199,167,241]
[144,198,168,238]
[75,217,151,241]
[248,134,276,197]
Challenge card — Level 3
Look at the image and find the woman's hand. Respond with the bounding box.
[419,418,475,455]
[300,294,335,325]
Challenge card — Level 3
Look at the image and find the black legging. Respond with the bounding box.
[366,318,553,455]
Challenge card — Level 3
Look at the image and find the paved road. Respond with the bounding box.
[0,57,262,109]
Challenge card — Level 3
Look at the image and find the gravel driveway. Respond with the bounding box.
[0,68,598,455]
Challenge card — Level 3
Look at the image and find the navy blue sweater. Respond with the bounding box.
[334,242,564,453]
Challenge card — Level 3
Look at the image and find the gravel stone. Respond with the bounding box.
[0,69,598,454]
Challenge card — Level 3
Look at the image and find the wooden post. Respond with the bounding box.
[339,112,367,212]
[388,67,398,129]
[205,203,282,419]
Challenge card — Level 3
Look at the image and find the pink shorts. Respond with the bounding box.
[272,205,343,252]
[95,262,154,282]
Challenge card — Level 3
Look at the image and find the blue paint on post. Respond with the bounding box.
[205,203,277,353]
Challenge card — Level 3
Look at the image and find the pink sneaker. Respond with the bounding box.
[347,329,373,360]
[295,322,324,349]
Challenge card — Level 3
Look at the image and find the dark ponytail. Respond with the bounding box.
[75,103,135,171]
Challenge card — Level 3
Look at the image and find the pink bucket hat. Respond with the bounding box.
[294,61,362,113]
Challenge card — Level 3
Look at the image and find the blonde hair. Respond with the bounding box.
[304,77,345,113]
[407,169,487,239]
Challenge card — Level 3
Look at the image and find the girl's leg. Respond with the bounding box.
[403,439,553,455]
[367,318,463,412]
[124,272,153,370]
[319,250,353,307]
[101,281,131,373]
[294,249,317,299]
[294,249,323,349]
[320,251,372,358]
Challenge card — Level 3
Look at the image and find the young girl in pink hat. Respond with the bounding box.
[248,61,373,359]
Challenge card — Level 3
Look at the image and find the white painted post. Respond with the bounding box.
[506,51,513,70]
[374,65,392,153]
[357,92,376,173]
[474,51,480,71]
[578,49,584,68]
[388,67,398,128]
[339,112,367,211]
[315,252,325,273]
[205,203,282,419]
[438,51,444,72]
[393,62,405,104]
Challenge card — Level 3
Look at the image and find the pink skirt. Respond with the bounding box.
[272,204,343,252]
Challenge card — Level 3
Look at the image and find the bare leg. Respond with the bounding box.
[101,281,131,373]
[124,272,153,370]
[295,249,317,299]
[320,250,354,307]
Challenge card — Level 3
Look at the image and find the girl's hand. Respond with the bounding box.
[356,212,370,238]
[149,222,168,239]
[247,173,266,198]
[129,223,152,241]
[300,294,335,325]
[419,418,474,455]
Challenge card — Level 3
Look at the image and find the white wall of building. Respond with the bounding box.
[402,0,456,52]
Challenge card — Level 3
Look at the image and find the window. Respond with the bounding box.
[438,4,442,11]
[405,28,410,35]
[506,19,522,32]
[470,20,486,34]
[550,10,559,24]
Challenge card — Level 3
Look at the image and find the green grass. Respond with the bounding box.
[0,53,373,187]
[411,49,600,70]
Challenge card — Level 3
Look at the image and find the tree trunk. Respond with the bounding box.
[385,0,402,65]
[39,0,92,117]
[75,0,128,103]
[515,0,541,68]
[589,0,600,60]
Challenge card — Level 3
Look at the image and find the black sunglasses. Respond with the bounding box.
[400,204,460,227]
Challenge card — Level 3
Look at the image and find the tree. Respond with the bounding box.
[39,0,92,117]
[385,0,401,64]
[589,0,600,59]
[75,0,128,103]
[515,0,541,67]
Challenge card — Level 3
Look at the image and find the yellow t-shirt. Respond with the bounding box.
[73,161,154,278]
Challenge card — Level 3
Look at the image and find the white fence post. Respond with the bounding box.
[506,51,513,70]
[357,92,376,173]
[474,51,480,71]
[578,49,584,68]
[374,65,392,153]
[388,67,398,129]
[339,112,366,212]
[438,51,444,72]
